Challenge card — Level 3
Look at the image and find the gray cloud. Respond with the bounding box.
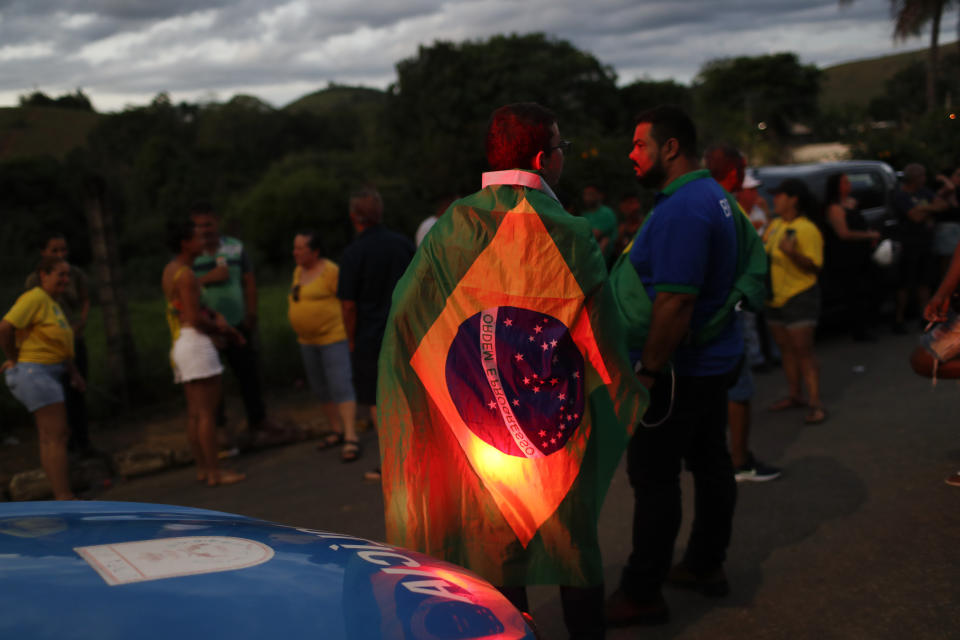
[0,0,953,111]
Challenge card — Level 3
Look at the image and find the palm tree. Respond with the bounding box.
[842,0,955,112]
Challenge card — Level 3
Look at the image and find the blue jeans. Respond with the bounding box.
[4,361,66,413]
[300,340,355,404]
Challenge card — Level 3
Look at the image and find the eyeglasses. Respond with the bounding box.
[291,284,300,302]
[552,139,572,152]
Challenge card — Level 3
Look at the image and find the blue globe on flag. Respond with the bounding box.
[445,306,585,458]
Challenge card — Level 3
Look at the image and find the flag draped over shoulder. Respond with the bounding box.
[377,175,647,587]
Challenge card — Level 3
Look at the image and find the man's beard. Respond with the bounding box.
[636,154,666,190]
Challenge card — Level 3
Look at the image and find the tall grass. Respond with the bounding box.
[76,279,303,422]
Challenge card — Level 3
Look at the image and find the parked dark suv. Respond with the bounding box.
[753,160,900,327]
[755,160,898,230]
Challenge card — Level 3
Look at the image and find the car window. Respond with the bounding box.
[847,172,884,209]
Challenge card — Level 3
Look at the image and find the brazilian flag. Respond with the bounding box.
[377,171,647,587]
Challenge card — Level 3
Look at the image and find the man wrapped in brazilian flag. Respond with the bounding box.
[377,102,647,637]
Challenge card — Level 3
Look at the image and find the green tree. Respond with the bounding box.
[18,91,55,108]
[18,89,94,111]
[620,79,693,116]
[387,33,623,204]
[228,153,358,265]
[867,52,960,120]
[692,53,821,160]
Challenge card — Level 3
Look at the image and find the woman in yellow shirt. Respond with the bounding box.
[764,179,827,424]
[289,230,359,462]
[0,256,84,499]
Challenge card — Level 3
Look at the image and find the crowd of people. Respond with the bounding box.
[161,190,414,486]
[3,97,960,637]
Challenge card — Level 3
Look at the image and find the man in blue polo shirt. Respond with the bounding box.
[607,105,741,627]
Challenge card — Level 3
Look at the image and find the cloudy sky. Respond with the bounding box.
[1,0,956,112]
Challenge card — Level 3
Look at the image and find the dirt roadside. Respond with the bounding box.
[0,389,356,500]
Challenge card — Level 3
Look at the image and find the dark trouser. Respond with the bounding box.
[64,337,90,451]
[498,584,605,640]
[839,265,878,337]
[217,324,267,430]
[620,372,737,601]
[755,310,779,365]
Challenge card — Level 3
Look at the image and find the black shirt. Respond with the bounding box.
[337,225,415,357]
[893,187,937,246]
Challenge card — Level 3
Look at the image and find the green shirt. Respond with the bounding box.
[581,204,618,257]
[192,236,251,327]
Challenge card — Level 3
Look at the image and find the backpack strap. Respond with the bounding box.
[610,189,768,351]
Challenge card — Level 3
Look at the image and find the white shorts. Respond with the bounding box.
[171,327,223,383]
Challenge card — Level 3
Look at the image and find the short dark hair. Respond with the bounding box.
[188,200,217,218]
[704,144,744,189]
[166,217,197,254]
[36,255,66,275]
[771,178,813,215]
[296,229,325,254]
[635,105,698,159]
[486,102,557,171]
[41,232,66,251]
[349,186,384,225]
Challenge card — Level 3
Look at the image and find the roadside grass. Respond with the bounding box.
[81,279,304,421]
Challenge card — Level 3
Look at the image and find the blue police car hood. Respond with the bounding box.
[0,501,535,640]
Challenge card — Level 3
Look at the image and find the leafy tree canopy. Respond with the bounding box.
[19,89,94,111]
[694,52,821,140]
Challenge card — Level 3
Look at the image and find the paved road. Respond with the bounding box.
[101,331,960,638]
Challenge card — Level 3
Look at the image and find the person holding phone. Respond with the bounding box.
[763,179,826,424]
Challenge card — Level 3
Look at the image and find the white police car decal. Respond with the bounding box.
[75,536,274,586]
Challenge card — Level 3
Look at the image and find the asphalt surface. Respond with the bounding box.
[99,329,960,639]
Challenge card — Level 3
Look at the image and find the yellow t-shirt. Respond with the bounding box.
[288,261,347,346]
[4,287,75,364]
[764,216,824,308]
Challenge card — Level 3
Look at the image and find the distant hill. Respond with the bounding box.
[0,106,100,162]
[820,40,959,109]
[283,84,387,115]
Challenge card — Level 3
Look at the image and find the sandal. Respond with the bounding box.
[316,431,344,451]
[341,439,362,463]
[769,396,807,411]
[804,406,828,424]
